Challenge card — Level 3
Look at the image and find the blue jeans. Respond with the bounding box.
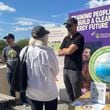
[7,72,16,97]
[27,97,58,110]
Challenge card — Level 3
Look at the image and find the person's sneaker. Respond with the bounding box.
[23,103,30,107]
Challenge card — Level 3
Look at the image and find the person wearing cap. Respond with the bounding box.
[20,25,59,110]
[2,33,27,104]
[58,17,85,101]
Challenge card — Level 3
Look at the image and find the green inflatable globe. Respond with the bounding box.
[89,46,110,84]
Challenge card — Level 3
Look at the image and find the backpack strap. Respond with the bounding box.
[22,46,28,61]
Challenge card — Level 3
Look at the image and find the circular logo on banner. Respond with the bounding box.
[89,46,110,84]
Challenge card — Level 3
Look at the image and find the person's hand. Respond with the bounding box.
[58,49,66,56]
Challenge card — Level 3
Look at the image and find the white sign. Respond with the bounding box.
[90,82,106,104]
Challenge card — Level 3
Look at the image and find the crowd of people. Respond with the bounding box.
[0,17,92,110]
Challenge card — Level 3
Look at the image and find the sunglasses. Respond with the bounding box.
[65,24,72,29]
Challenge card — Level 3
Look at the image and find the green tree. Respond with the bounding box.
[17,38,29,49]
[0,40,7,55]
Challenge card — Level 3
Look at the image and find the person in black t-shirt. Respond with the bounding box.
[58,17,84,102]
[2,33,27,105]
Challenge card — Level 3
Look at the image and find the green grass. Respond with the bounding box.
[48,43,61,51]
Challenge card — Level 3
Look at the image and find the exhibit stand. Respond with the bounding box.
[68,46,110,110]
[69,90,110,110]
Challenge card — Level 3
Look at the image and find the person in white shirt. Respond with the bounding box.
[20,25,59,110]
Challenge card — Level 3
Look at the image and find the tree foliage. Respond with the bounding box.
[0,39,29,55]
[17,38,29,49]
[0,40,7,55]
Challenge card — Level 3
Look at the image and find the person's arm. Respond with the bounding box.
[1,48,6,62]
[58,49,66,56]
[58,44,78,56]
[58,37,67,56]
[62,34,84,55]
[62,44,78,55]
[58,34,81,56]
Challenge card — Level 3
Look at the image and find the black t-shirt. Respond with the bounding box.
[60,32,84,70]
[2,45,21,73]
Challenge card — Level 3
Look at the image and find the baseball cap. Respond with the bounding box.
[4,33,15,39]
[64,17,78,25]
[31,25,49,39]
